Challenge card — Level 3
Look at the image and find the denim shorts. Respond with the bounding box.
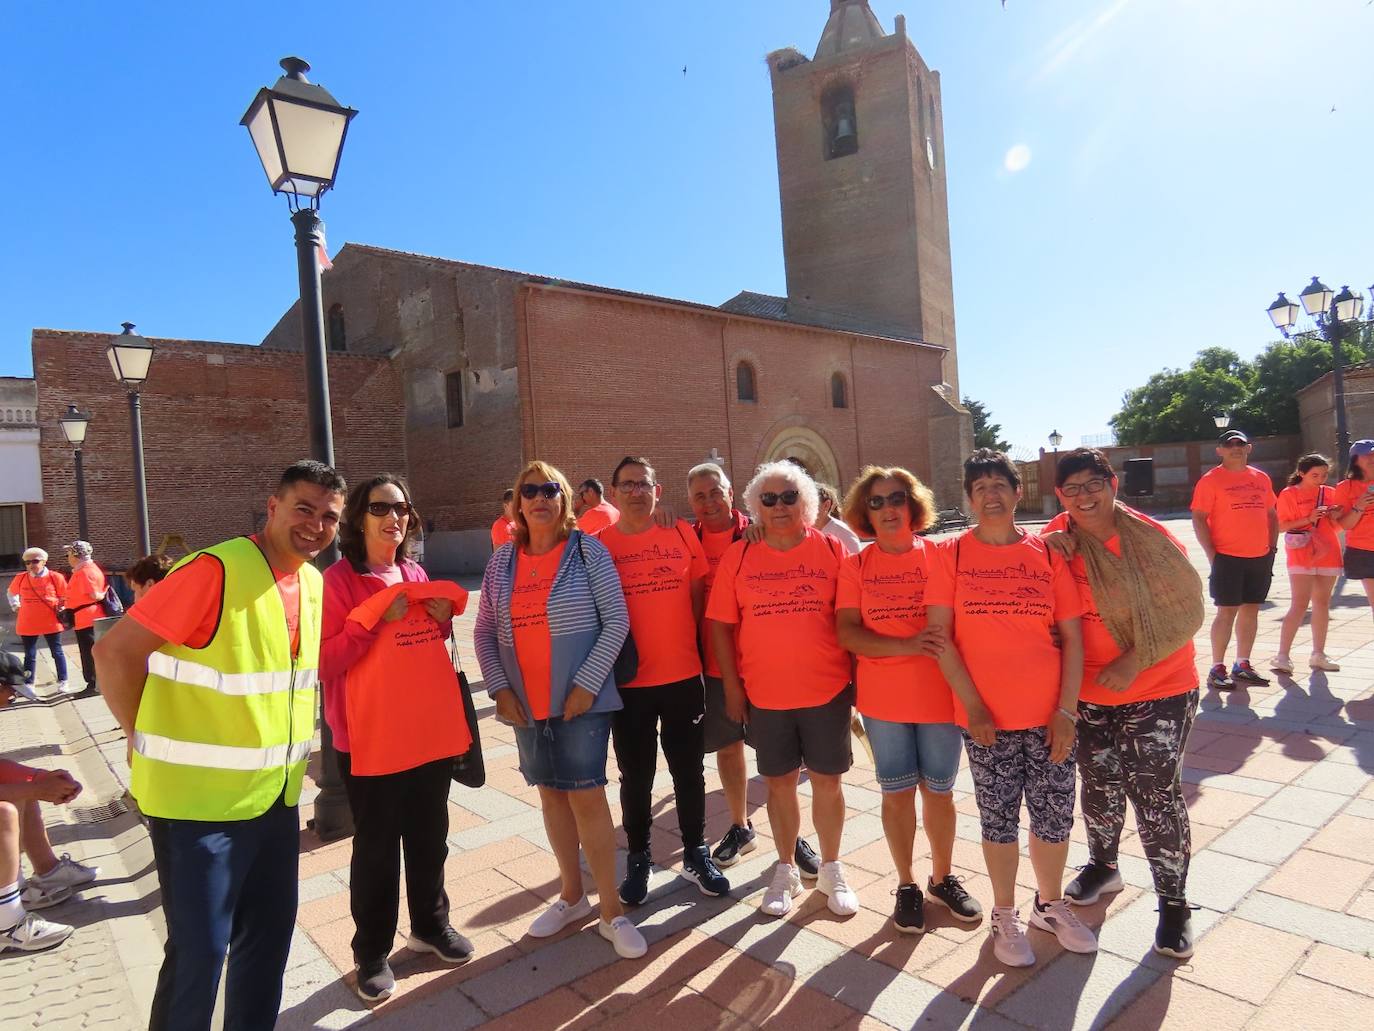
[861,716,962,793]
[514,712,613,791]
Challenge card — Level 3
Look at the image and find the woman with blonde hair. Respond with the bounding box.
[473,461,646,959]
[835,466,980,934]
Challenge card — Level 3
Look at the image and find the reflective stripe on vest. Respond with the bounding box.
[133,731,312,771]
[146,652,319,697]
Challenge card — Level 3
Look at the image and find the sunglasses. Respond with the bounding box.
[24,559,43,565]
[366,501,411,518]
[760,490,801,508]
[1059,478,1109,498]
[866,490,909,511]
[520,482,563,500]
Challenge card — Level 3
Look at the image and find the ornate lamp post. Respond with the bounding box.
[1213,413,1231,430]
[242,56,357,841]
[106,323,155,555]
[58,405,92,540]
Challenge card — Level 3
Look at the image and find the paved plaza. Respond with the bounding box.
[2,516,1373,1030]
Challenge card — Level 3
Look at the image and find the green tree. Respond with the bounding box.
[964,396,1011,451]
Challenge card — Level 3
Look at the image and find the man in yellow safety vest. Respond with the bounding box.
[95,460,346,1031]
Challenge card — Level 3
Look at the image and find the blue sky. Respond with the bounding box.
[2,0,1370,452]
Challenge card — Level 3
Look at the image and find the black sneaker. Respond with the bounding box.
[1231,661,1269,687]
[406,925,474,964]
[618,849,652,905]
[711,823,757,868]
[682,844,730,896]
[926,874,983,922]
[1153,898,1196,959]
[1064,861,1124,906]
[1206,664,1235,691]
[893,883,925,935]
[795,838,820,880]
[354,958,395,1003]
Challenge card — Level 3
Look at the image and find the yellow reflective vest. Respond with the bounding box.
[130,536,320,821]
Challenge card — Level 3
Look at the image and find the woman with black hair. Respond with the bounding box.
[1273,453,1341,673]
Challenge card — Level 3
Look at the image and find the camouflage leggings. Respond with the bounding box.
[1076,688,1198,900]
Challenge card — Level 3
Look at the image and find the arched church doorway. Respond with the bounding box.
[759,426,841,489]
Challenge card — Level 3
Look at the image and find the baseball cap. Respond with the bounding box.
[1350,440,1374,460]
[1218,429,1249,445]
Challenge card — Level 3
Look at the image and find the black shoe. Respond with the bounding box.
[893,883,925,934]
[682,844,731,896]
[354,958,395,1003]
[711,823,756,868]
[794,838,820,880]
[618,849,652,905]
[1231,661,1270,687]
[1153,898,1196,959]
[406,925,474,964]
[1206,664,1235,692]
[926,874,983,922]
[1064,861,1124,906]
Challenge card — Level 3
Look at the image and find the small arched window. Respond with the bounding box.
[736,362,757,402]
[831,373,848,409]
[327,304,346,352]
[821,84,859,160]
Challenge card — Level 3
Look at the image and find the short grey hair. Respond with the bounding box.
[742,460,819,527]
[21,547,46,563]
[686,462,731,491]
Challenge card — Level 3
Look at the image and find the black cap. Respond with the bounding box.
[1218,429,1249,445]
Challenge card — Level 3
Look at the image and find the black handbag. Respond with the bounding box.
[575,533,638,685]
[449,638,485,788]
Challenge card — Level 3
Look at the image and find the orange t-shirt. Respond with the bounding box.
[577,501,619,535]
[1190,465,1277,559]
[510,542,567,720]
[705,529,851,711]
[130,537,301,655]
[1042,512,1197,706]
[1331,479,1374,551]
[491,517,516,551]
[344,580,471,775]
[925,530,1082,731]
[1276,484,1342,569]
[596,521,708,688]
[698,525,739,678]
[64,563,107,631]
[9,571,67,636]
[835,540,953,724]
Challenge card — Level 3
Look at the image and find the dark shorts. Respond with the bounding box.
[748,684,854,778]
[1345,545,1374,581]
[702,675,747,752]
[513,711,613,791]
[1209,551,1275,607]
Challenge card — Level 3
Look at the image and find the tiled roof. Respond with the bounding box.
[717,291,931,346]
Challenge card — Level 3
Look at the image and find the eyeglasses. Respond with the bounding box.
[615,479,655,494]
[24,559,42,566]
[866,490,909,511]
[760,490,801,508]
[520,482,563,500]
[1059,478,1109,498]
[366,501,411,518]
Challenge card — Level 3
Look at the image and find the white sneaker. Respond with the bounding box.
[989,906,1035,967]
[0,912,74,953]
[1028,895,1099,954]
[761,862,802,918]
[60,681,85,696]
[816,861,859,917]
[1269,654,1294,674]
[527,895,592,938]
[1310,653,1341,672]
[598,916,647,959]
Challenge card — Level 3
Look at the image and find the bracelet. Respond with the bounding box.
[1057,707,1078,723]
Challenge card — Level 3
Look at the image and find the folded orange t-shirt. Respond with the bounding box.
[345,580,471,776]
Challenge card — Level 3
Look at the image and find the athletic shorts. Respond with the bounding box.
[748,684,854,778]
[1209,551,1275,607]
[1344,546,1374,581]
[702,675,747,752]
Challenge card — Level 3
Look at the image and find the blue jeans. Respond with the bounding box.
[861,716,962,793]
[21,633,66,683]
[146,792,299,1031]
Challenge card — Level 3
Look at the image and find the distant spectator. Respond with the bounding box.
[63,541,107,696]
[491,488,517,551]
[1272,454,1341,674]
[576,478,620,534]
[126,554,175,604]
[815,483,862,555]
[6,548,69,697]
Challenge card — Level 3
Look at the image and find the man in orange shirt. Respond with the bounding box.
[1190,430,1279,691]
[576,479,619,535]
[490,489,516,551]
[598,457,729,904]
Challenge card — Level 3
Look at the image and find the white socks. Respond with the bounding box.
[0,879,22,931]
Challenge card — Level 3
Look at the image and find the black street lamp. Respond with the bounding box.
[243,56,357,842]
[107,323,155,556]
[1268,277,1366,471]
[1213,413,1231,431]
[59,404,92,540]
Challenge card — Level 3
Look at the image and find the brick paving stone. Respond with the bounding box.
[1104,977,1256,1031]
[1260,848,1374,911]
[1244,975,1374,1031]
[1207,813,1314,865]
[995,950,1156,1031]
[1234,892,1374,953]
[1298,942,1374,999]
[1294,759,1374,795]
[1174,917,1310,1005]
[1347,889,1374,921]
[1305,812,1374,861]
[1254,784,1351,827]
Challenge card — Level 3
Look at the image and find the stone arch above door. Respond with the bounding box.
[759,425,841,488]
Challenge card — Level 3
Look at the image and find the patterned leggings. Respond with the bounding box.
[1076,688,1198,900]
[962,727,1076,845]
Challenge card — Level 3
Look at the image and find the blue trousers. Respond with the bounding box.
[20,633,66,683]
[147,792,299,1031]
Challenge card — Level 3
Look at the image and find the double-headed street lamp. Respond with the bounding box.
[242,56,357,842]
[1268,277,1367,470]
[58,405,92,540]
[107,323,155,556]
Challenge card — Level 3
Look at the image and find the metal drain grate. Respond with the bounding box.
[70,796,130,825]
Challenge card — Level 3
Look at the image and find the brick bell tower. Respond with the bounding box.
[769,1,960,391]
